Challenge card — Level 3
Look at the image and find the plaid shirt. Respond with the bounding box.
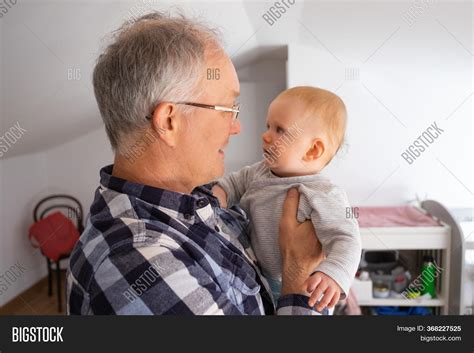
[67,165,325,315]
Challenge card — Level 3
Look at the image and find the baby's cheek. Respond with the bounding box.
[284,152,302,170]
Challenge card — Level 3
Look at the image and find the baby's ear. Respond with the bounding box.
[303,138,325,161]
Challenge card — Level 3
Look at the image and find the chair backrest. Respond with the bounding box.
[33,194,84,233]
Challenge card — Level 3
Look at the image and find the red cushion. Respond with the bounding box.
[29,211,80,261]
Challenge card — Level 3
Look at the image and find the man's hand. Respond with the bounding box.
[306,272,341,312]
[212,185,228,208]
[279,188,324,296]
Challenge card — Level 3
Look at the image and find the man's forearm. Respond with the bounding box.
[280,259,312,296]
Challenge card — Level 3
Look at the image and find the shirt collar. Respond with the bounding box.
[99,165,220,217]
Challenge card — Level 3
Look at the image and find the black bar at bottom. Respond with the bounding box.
[0,315,472,353]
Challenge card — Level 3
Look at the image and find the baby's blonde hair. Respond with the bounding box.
[277,86,347,156]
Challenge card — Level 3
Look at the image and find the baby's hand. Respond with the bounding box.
[211,185,228,208]
[305,271,341,312]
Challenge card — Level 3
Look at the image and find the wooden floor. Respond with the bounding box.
[0,270,67,315]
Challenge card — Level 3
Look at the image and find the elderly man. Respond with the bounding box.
[67,12,324,315]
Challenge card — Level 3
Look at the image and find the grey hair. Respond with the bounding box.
[93,11,223,153]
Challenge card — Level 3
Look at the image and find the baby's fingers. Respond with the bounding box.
[316,287,336,312]
[328,291,341,309]
[308,282,327,308]
[305,273,322,293]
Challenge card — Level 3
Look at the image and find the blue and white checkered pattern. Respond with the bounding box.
[66,165,326,315]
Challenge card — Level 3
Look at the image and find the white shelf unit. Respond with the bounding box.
[358,220,451,315]
[357,297,445,307]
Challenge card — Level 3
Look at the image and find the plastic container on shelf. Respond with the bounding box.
[352,278,373,301]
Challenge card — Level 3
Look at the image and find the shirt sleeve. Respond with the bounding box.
[276,294,329,315]
[216,163,257,208]
[298,184,362,298]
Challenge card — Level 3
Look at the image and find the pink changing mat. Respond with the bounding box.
[356,205,441,228]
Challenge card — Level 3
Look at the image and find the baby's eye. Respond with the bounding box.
[276,127,285,134]
[266,124,270,130]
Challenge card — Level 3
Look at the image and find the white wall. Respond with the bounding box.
[0,4,4,306]
[227,59,287,171]
[0,126,113,306]
[45,127,114,221]
[0,160,4,306]
[0,151,49,306]
[286,2,472,208]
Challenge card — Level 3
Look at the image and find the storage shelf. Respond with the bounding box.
[358,296,444,307]
[354,204,456,314]
[360,226,450,250]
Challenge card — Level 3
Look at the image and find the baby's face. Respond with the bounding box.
[262,96,325,177]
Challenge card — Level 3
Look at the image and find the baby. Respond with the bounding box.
[212,86,361,313]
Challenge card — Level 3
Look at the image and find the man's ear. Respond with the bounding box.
[150,102,181,147]
[303,138,325,161]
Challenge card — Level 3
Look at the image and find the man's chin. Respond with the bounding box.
[215,164,225,178]
[206,164,225,184]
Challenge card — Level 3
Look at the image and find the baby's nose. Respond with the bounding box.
[262,132,271,143]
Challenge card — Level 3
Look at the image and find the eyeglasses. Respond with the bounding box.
[146,102,240,124]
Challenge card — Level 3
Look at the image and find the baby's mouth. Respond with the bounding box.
[263,148,276,162]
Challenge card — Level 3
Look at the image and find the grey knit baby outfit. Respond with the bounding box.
[217,160,361,297]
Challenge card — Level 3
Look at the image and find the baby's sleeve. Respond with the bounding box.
[298,184,362,298]
[216,164,258,208]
